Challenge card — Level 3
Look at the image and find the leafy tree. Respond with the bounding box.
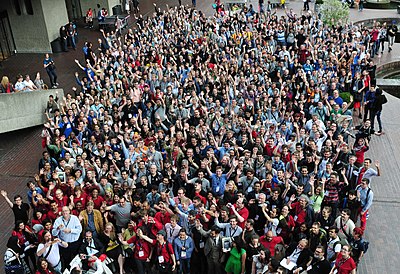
[320,0,350,26]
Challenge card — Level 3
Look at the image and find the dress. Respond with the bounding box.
[225,248,246,274]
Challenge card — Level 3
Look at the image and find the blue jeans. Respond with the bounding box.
[68,35,76,49]
[178,258,191,274]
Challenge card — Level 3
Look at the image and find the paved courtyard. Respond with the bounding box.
[0,0,400,272]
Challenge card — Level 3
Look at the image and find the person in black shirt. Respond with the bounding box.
[1,191,30,225]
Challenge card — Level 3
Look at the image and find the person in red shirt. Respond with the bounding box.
[141,230,177,273]
[330,244,356,274]
[264,137,277,158]
[36,257,56,274]
[47,188,69,210]
[230,197,249,229]
[70,186,88,209]
[288,194,310,228]
[47,200,62,222]
[122,227,153,274]
[260,230,284,257]
[89,187,104,209]
[154,202,172,227]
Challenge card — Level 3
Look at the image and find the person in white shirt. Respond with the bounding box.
[37,230,68,273]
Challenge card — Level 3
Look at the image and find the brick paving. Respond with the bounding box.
[1,0,400,272]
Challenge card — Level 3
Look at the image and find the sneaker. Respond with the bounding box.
[55,83,59,86]
[52,85,57,89]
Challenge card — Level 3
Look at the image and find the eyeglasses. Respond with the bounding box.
[341,248,349,252]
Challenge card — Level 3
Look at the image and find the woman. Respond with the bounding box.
[330,244,356,274]
[251,249,269,274]
[98,222,124,274]
[4,236,30,274]
[245,235,265,274]
[12,221,37,272]
[277,205,295,243]
[34,72,46,90]
[36,258,55,274]
[225,237,246,274]
[1,75,14,93]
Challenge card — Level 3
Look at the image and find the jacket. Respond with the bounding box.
[79,209,104,235]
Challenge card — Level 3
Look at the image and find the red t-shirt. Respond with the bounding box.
[151,240,174,264]
[127,236,153,261]
[335,252,356,274]
[290,202,307,227]
[260,236,283,256]
[155,211,171,227]
[231,206,249,229]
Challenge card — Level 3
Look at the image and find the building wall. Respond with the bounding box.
[6,0,49,53]
[41,0,69,42]
[0,89,65,134]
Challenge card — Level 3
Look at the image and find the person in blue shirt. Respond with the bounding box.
[206,161,236,197]
[174,228,195,274]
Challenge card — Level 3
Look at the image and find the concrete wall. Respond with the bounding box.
[6,0,50,53]
[0,89,64,134]
[41,0,69,42]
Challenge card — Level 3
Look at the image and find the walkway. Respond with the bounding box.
[0,0,399,272]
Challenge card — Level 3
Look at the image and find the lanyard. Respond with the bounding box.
[63,217,71,228]
[230,227,238,237]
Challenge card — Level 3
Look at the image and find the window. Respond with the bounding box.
[24,0,34,15]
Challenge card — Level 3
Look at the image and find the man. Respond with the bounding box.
[52,206,82,269]
[356,158,381,186]
[214,214,243,238]
[326,227,341,264]
[79,201,104,238]
[78,230,105,271]
[260,230,284,257]
[334,209,355,244]
[356,178,374,232]
[141,230,177,273]
[284,239,312,272]
[196,223,224,274]
[296,245,330,274]
[37,230,68,273]
[105,196,132,232]
[206,163,236,197]
[288,194,314,228]
[230,197,249,229]
[0,191,30,224]
[308,222,327,252]
[237,168,259,195]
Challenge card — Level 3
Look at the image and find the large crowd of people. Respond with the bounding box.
[2,2,389,274]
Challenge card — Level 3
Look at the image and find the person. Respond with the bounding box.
[98,222,124,274]
[370,87,387,133]
[355,178,373,232]
[1,75,14,93]
[1,191,30,225]
[326,227,341,265]
[14,74,27,92]
[335,209,355,244]
[173,228,194,274]
[119,226,152,274]
[214,214,243,238]
[105,196,132,232]
[79,201,104,238]
[43,54,58,88]
[59,25,68,52]
[251,249,269,274]
[36,230,68,273]
[329,244,356,274]
[140,230,177,273]
[348,227,368,266]
[85,8,93,29]
[387,22,398,52]
[196,222,224,274]
[36,257,56,274]
[78,230,105,271]
[358,0,364,11]
[34,72,46,89]
[66,22,76,50]
[23,75,38,91]
[302,245,331,274]
[224,236,246,274]
[4,236,30,274]
[282,239,312,272]
[51,206,82,270]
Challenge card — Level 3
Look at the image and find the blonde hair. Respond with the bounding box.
[104,222,116,240]
[1,76,9,87]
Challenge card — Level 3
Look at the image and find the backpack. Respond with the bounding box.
[360,239,369,253]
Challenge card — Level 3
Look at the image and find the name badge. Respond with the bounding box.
[199,242,205,248]
[181,251,186,258]
[294,215,298,221]
[138,250,144,257]
[158,256,164,263]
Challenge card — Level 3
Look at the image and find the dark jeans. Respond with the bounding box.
[134,258,151,274]
[60,240,81,270]
[46,68,58,87]
[178,258,190,274]
[370,110,382,132]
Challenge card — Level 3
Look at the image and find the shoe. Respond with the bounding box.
[377,130,382,134]
[52,85,57,89]
[55,83,59,86]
